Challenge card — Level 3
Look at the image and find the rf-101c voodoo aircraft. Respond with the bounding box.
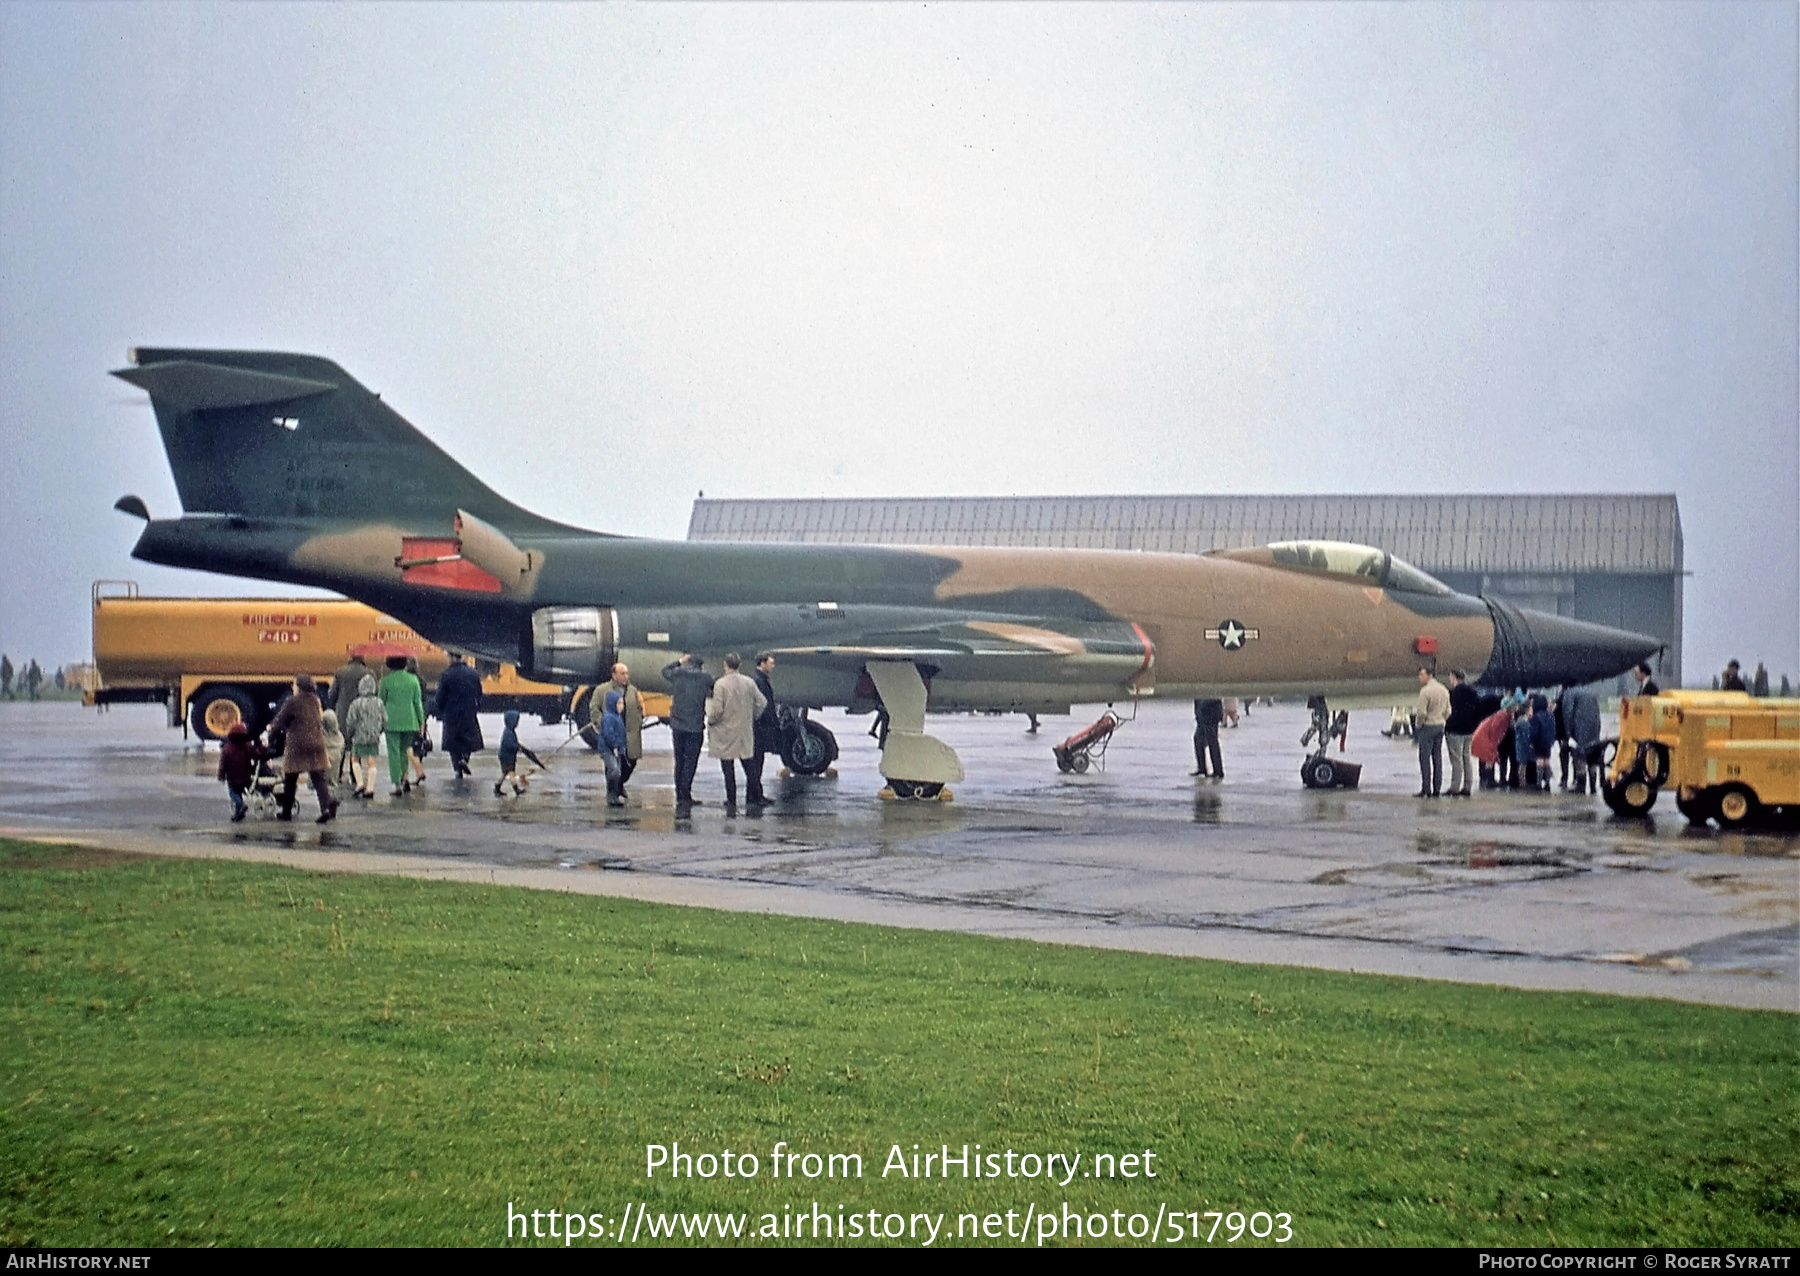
[112,349,1661,796]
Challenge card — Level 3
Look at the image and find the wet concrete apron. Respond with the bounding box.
[3,700,1794,1010]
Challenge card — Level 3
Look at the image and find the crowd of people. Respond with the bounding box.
[1360,654,1792,801]
[219,651,439,822]
[1715,658,1790,697]
[1188,665,1646,801]
[0,656,47,700]
[1411,661,1687,799]
[659,650,779,813]
[1398,665,1608,798]
[214,649,1784,822]
[217,650,784,823]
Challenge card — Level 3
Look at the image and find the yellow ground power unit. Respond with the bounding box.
[1603,689,1799,828]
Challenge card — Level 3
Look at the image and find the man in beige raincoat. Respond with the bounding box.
[707,652,766,812]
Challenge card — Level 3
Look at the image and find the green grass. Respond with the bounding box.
[2,838,1795,1247]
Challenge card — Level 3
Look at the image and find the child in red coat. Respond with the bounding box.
[217,722,262,822]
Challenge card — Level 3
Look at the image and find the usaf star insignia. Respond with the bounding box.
[1205,619,1260,651]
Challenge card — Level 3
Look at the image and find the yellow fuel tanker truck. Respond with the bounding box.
[87,580,601,740]
[1602,688,1800,828]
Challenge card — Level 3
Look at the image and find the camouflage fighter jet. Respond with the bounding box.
[112,349,1662,796]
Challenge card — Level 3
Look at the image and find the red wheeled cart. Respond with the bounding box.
[1053,709,1124,774]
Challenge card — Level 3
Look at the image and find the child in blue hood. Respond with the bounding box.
[494,709,545,796]
[600,688,628,807]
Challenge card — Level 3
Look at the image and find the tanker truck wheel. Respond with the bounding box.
[191,686,257,742]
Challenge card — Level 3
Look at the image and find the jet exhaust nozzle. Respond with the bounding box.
[526,606,618,683]
[1479,597,1662,688]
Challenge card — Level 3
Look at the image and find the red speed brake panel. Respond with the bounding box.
[398,537,502,593]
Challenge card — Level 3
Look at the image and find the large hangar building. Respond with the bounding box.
[688,494,1685,689]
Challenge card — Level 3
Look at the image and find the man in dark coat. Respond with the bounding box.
[663,653,715,808]
[1444,668,1482,797]
[434,655,485,778]
[745,652,781,807]
[1192,699,1225,778]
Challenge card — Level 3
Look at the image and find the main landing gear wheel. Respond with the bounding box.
[781,717,839,776]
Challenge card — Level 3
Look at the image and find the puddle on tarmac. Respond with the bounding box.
[1414,833,1577,871]
[1311,863,1436,886]
[1661,925,1799,976]
[1601,926,1800,977]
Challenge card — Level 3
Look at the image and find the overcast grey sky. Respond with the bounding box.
[2,2,1795,685]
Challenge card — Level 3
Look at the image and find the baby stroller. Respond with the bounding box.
[246,754,284,819]
[245,729,284,819]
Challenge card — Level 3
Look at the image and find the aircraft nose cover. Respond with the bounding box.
[1480,597,1662,687]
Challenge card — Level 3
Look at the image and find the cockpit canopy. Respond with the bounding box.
[1266,540,1452,596]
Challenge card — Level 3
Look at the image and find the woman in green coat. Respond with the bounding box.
[377,655,425,795]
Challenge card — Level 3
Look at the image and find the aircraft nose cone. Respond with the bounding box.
[1479,598,1663,688]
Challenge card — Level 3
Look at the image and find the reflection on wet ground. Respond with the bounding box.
[2,699,1794,1010]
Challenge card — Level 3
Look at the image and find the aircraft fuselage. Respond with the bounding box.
[135,512,1506,710]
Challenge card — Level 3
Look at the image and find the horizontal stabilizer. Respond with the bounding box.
[113,360,337,415]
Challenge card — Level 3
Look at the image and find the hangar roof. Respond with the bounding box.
[686,494,1684,574]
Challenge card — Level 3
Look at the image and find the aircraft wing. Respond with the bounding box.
[762,617,1154,689]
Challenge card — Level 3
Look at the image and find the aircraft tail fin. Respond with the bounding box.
[114,348,571,533]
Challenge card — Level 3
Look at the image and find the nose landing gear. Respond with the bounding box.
[1300,696,1362,789]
